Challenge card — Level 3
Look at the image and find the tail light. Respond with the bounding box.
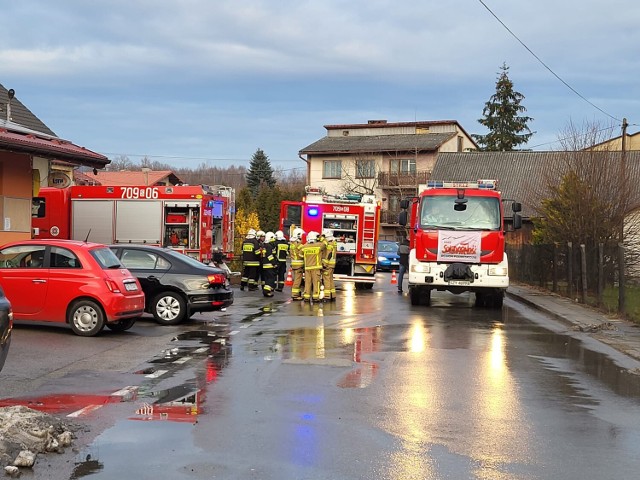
[207,274,226,285]
[104,279,122,293]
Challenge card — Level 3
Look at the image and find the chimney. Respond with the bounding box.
[367,120,387,125]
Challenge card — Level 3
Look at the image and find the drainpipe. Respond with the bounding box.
[298,153,310,185]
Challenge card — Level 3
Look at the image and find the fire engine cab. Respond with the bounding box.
[399,179,522,308]
[279,186,381,288]
[32,184,235,263]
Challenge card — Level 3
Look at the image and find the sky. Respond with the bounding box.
[2,1,639,173]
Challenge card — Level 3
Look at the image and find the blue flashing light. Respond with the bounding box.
[308,207,319,217]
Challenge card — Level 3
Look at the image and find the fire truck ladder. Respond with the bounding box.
[362,210,376,254]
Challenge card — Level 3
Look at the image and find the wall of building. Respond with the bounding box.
[0,152,34,242]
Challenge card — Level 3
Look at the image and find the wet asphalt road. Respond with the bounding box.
[3,274,640,480]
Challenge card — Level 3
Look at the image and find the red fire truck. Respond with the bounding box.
[32,184,235,263]
[279,186,381,288]
[398,179,522,308]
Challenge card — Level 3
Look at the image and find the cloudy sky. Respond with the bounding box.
[2,1,638,172]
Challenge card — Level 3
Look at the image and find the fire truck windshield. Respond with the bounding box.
[419,196,500,230]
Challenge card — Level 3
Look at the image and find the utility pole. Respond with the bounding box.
[619,118,628,314]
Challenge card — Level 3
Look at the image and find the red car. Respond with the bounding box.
[0,239,145,336]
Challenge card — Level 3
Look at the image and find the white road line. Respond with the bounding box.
[174,356,192,364]
[111,386,139,401]
[67,404,103,418]
[230,329,241,334]
[145,369,168,378]
[194,347,208,354]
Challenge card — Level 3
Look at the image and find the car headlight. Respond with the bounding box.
[377,256,387,262]
[488,266,508,276]
[411,263,430,273]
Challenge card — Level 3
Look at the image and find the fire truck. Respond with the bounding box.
[279,186,381,288]
[32,184,235,263]
[398,180,522,308]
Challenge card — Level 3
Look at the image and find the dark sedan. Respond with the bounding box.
[0,285,12,372]
[109,245,233,325]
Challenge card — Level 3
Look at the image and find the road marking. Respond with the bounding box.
[229,330,240,335]
[145,369,168,378]
[111,386,139,401]
[67,404,103,418]
[194,347,208,354]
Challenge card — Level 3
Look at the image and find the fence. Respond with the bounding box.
[506,242,637,318]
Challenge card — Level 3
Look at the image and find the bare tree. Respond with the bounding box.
[339,153,379,195]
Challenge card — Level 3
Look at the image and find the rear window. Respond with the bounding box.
[90,247,123,269]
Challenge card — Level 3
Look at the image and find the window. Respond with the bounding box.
[389,158,416,174]
[388,194,402,212]
[51,246,81,268]
[323,160,342,179]
[120,249,171,270]
[32,198,46,218]
[0,245,47,268]
[355,160,375,179]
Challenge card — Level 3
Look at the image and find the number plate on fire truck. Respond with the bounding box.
[448,280,470,286]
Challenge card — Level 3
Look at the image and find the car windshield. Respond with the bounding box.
[419,196,500,230]
[378,242,398,253]
[91,247,123,269]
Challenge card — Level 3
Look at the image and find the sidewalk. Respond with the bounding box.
[507,283,640,363]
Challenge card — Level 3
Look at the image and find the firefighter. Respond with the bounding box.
[321,229,337,301]
[274,230,289,292]
[255,230,266,288]
[300,231,326,302]
[261,232,278,297]
[241,229,260,291]
[289,228,305,300]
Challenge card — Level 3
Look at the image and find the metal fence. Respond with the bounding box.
[506,242,630,313]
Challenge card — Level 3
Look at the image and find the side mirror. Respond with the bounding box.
[398,211,408,226]
[513,212,522,230]
[400,199,410,210]
[512,202,522,213]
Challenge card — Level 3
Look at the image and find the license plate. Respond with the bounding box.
[448,280,470,286]
[124,282,138,291]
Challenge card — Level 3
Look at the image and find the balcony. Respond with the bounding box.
[378,170,430,188]
[380,209,401,225]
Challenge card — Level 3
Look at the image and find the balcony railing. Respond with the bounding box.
[380,209,401,225]
[378,170,430,188]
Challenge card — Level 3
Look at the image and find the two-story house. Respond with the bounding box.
[299,119,477,240]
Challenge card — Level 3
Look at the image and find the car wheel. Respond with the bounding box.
[69,300,105,336]
[151,292,186,325]
[106,318,137,332]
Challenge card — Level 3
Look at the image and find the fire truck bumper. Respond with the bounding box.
[408,262,509,291]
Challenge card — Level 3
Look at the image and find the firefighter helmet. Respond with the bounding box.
[265,232,275,243]
[306,231,319,243]
[256,230,266,239]
[246,228,256,239]
[292,228,304,241]
[275,230,285,240]
[323,229,334,241]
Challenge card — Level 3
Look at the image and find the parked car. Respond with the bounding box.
[0,286,12,372]
[377,240,400,271]
[0,239,144,336]
[109,244,233,325]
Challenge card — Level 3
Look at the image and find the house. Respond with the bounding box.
[431,150,640,246]
[76,169,184,186]
[0,85,109,243]
[299,119,477,240]
[588,130,640,151]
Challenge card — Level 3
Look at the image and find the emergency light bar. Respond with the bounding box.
[427,179,497,190]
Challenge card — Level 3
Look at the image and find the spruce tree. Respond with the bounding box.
[246,148,276,196]
[472,63,533,151]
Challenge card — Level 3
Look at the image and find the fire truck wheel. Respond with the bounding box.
[68,300,106,336]
[106,318,137,332]
[409,287,430,306]
[151,292,187,325]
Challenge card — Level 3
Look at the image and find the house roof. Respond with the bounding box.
[299,132,456,155]
[0,85,109,169]
[79,170,184,186]
[433,151,640,218]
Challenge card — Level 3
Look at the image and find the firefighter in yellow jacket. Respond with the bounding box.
[321,229,337,301]
[300,231,326,302]
[289,228,305,300]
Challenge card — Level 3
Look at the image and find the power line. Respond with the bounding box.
[477,0,623,123]
[100,152,303,163]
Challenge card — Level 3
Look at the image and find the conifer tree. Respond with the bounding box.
[246,148,276,196]
[472,63,533,151]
